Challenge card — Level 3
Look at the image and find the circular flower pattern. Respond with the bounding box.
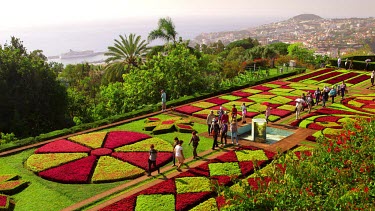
[25,131,173,184]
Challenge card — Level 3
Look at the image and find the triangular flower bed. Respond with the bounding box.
[0,194,10,210]
[144,117,193,134]
[26,131,172,184]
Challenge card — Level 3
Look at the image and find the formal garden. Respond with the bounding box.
[1,67,374,210]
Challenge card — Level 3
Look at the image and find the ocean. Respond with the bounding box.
[0,16,282,65]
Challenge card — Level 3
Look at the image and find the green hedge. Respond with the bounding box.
[329,55,375,70]
[0,68,304,154]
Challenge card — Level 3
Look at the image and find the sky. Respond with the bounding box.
[1,0,374,30]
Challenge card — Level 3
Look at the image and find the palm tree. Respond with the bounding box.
[103,33,148,83]
[148,17,178,44]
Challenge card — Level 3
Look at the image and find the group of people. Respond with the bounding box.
[295,80,347,119]
[337,58,354,70]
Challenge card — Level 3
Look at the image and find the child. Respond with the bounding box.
[241,103,247,123]
[189,131,200,159]
[148,144,159,176]
[171,137,179,166]
[265,105,271,123]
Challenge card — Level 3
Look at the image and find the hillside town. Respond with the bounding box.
[193,14,375,57]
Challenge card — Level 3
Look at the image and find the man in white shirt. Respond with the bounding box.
[175,140,184,171]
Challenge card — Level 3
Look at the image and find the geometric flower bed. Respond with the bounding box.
[25,131,173,184]
[287,68,333,82]
[0,174,29,210]
[99,146,275,211]
[143,117,194,134]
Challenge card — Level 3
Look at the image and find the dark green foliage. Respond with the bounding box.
[226,37,260,50]
[0,37,70,138]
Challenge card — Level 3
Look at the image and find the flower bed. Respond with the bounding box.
[175,124,195,133]
[152,124,175,135]
[99,147,274,210]
[218,95,242,101]
[288,68,333,82]
[135,194,175,211]
[0,180,28,195]
[0,194,9,210]
[277,104,296,111]
[144,122,159,131]
[241,88,262,94]
[235,150,269,162]
[270,109,292,118]
[69,132,107,149]
[231,91,252,97]
[174,105,203,115]
[190,198,218,211]
[312,71,342,81]
[269,80,290,86]
[346,74,369,84]
[251,85,273,92]
[324,72,359,84]
[191,101,216,109]
[26,131,172,184]
[204,97,230,105]
[271,96,293,104]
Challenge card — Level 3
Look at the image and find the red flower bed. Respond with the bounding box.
[306,135,317,142]
[174,105,203,115]
[176,192,213,211]
[355,99,375,105]
[231,91,252,97]
[314,116,342,122]
[315,108,360,116]
[177,163,210,178]
[35,139,91,153]
[362,104,375,109]
[112,152,172,170]
[239,161,255,175]
[269,81,290,86]
[252,85,272,92]
[0,194,9,209]
[38,156,96,183]
[162,120,175,124]
[346,74,369,84]
[210,105,229,111]
[176,124,193,129]
[214,151,239,162]
[324,72,359,84]
[270,109,292,117]
[147,117,160,122]
[285,96,299,101]
[290,119,301,127]
[211,175,232,186]
[245,112,259,118]
[216,196,227,209]
[104,131,151,149]
[312,71,341,81]
[280,85,293,89]
[294,151,312,159]
[237,98,254,102]
[140,179,176,195]
[307,123,326,130]
[259,91,274,95]
[192,113,209,119]
[288,68,333,82]
[262,102,282,108]
[100,195,136,211]
[205,97,230,105]
[91,148,112,156]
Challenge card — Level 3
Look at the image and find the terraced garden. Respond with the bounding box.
[0,68,374,210]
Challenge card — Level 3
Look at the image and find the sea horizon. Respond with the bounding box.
[1,15,284,61]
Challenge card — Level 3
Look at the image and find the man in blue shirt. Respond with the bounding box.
[161,89,167,111]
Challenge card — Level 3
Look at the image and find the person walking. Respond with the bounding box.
[322,86,329,107]
[171,137,179,167]
[265,105,271,123]
[221,111,229,125]
[241,103,247,123]
[306,93,313,113]
[220,122,228,146]
[371,70,375,86]
[329,85,337,103]
[349,59,353,70]
[217,106,224,124]
[230,120,239,145]
[211,120,220,150]
[175,140,185,171]
[147,144,159,176]
[206,110,215,135]
[161,89,167,111]
[314,88,321,106]
[340,81,347,100]
[345,58,348,70]
[231,104,237,122]
[295,101,303,120]
[337,57,341,69]
[189,131,200,159]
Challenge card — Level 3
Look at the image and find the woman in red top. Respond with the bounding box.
[231,104,237,122]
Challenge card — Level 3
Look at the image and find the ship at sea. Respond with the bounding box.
[59,49,103,59]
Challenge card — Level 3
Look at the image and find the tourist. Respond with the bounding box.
[217,106,224,124]
[349,59,353,70]
[221,121,228,146]
[188,131,200,159]
[306,93,313,113]
[161,89,167,111]
[365,59,370,71]
[314,88,321,106]
[329,85,337,103]
[147,144,159,176]
[371,70,375,86]
[295,101,303,120]
[337,57,341,69]
[301,93,307,111]
[171,137,179,167]
[230,120,239,145]
[345,58,348,70]
[175,140,185,171]
[241,103,247,123]
[206,110,215,135]
[221,111,229,125]
[265,105,271,123]
[340,81,347,100]
[231,104,238,122]
[322,86,330,107]
[211,119,220,150]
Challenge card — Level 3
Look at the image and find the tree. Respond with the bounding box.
[148,17,178,44]
[226,37,260,50]
[287,43,314,63]
[0,37,69,137]
[268,42,290,55]
[104,33,148,83]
